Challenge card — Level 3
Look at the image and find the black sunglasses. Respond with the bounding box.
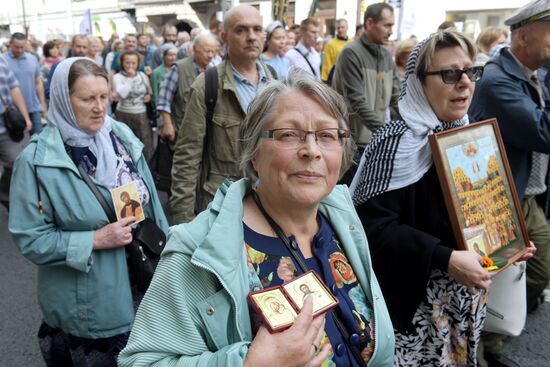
[423,66,484,84]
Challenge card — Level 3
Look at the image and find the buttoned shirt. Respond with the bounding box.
[157,60,202,114]
[509,50,549,196]
[231,60,268,113]
[0,57,20,133]
[285,42,321,80]
[2,50,41,113]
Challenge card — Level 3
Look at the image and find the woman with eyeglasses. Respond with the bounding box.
[119,76,395,366]
[350,29,533,365]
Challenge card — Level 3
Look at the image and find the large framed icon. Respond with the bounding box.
[428,119,529,273]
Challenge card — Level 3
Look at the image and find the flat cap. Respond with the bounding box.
[505,0,550,30]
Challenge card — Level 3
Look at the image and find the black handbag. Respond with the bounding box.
[149,137,174,193]
[145,100,159,126]
[0,94,26,142]
[77,163,166,293]
[138,73,159,126]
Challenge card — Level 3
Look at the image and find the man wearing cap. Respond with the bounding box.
[469,1,550,365]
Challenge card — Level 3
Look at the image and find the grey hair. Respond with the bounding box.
[239,75,355,181]
[193,32,218,48]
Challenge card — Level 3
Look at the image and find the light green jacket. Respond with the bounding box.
[8,122,168,338]
[119,179,395,366]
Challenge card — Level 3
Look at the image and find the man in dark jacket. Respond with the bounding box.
[469,1,550,365]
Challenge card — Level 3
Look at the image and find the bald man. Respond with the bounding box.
[170,5,276,223]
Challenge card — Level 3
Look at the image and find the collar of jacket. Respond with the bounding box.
[359,35,385,56]
[31,121,143,172]
[489,48,531,84]
[163,177,371,328]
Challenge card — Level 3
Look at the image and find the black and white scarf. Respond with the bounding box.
[350,35,469,205]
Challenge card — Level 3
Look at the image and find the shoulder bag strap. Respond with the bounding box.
[250,190,368,367]
[76,163,117,223]
[293,47,317,77]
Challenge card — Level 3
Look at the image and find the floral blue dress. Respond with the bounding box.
[245,213,376,366]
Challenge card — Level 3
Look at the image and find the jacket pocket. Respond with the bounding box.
[210,116,241,163]
[196,289,233,350]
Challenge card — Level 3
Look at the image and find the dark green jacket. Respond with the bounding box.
[169,60,274,224]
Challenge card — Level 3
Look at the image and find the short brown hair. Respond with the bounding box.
[300,17,320,30]
[364,2,393,24]
[476,27,508,54]
[68,59,108,95]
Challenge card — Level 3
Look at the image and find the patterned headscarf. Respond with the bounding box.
[49,57,119,189]
[350,33,470,205]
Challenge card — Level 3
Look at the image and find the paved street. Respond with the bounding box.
[1,202,549,366]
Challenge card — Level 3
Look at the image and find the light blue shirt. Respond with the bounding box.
[2,50,41,113]
[231,61,268,113]
[260,53,289,80]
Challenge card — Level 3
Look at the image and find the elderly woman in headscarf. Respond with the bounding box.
[350,29,534,365]
[8,57,168,366]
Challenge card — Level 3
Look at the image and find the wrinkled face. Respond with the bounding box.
[72,38,89,57]
[336,21,348,38]
[163,28,177,43]
[124,36,137,51]
[268,28,286,54]
[521,21,550,69]
[122,54,139,74]
[88,40,100,56]
[70,75,109,133]
[164,49,177,66]
[253,91,343,209]
[193,40,217,69]
[222,8,263,62]
[10,39,26,58]
[301,24,319,49]
[365,8,395,45]
[423,46,475,123]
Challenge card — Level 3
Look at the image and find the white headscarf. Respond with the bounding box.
[49,57,118,189]
[350,33,469,205]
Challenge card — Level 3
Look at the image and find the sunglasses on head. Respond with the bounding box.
[423,66,484,84]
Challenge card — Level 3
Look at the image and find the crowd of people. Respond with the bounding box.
[1,0,549,366]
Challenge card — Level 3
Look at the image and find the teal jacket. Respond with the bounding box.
[119,179,394,366]
[8,122,169,339]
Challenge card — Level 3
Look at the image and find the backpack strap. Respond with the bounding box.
[201,66,219,184]
[264,64,278,80]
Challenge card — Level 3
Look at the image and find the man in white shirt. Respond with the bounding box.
[285,18,321,80]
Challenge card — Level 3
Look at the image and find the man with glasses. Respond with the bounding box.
[469,1,550,366]
[332,2,400,184]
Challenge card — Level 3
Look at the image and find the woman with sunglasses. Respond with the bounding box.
[350,29,511,365]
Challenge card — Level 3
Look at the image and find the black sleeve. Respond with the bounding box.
[356,184,453,331]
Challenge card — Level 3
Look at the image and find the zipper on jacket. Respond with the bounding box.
[343,188,382,364]
[191,258,246,341]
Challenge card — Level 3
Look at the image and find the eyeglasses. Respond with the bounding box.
[259,128,351,150]
[422,66,484,84]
